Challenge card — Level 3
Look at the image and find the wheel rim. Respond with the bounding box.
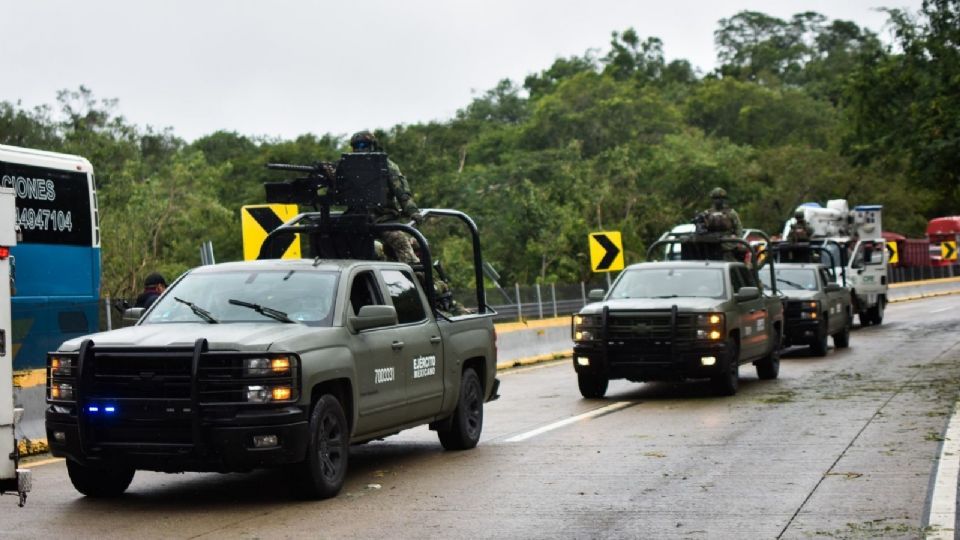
[463,379,483,437]
[317,409,345,481]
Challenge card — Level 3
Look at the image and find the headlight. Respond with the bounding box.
[50,383,74,401]
[244,356,293,377]
[800,301,820,319]
[573,314,600,342]
[49,356,75,377]
[246,385,295,403]
[696,313,725,340]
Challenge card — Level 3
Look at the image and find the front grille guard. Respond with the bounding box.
[74,338,300,455]
[599,305,681,364]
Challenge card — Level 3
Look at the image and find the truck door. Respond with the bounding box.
[350,270,407,434]
[380,269,444,422]
[819,267,843,334]
[733,266,769,359]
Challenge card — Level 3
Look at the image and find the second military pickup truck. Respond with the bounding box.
[572,238,783,397]
[46,258,499,499]
[760,262,852,356]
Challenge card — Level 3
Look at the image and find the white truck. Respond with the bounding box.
[782,200,888,326]
[0,187,31,506]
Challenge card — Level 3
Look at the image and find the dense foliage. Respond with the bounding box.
[2,2,957,298]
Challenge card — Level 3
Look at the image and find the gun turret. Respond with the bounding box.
[264,162,338,209]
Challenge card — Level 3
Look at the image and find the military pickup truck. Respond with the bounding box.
[47,151,500,500]
[46,258,498,499]
[762,243,853,356]
[572,237,784,397]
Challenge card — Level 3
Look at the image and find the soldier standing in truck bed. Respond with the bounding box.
[348,130,422,265]
[702,187,743,239]
[787,209,814,242]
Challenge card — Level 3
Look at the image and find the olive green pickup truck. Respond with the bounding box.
[46,258,499,499]
[760,262,852,356]
[572,258,784,397]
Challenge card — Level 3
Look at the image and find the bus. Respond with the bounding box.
[0,145,100,442]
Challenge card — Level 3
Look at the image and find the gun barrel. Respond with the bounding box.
[266,163,317,172]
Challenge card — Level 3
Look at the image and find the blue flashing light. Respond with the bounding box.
[88,406,99,413]
[105,406,116,414]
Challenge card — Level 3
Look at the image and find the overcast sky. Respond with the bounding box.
[1,0,921,143]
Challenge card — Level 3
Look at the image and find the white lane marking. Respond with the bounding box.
[926,400,960,539]
[504,401,634,443]
[930,307,952,314]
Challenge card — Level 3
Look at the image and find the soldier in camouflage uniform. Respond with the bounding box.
[786,209,814,242]
[702,187,743,239]
[349,131,422,265]
[693,187,745,262]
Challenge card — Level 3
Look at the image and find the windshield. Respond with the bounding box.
[610,268,726,299]
[144,269,338,326]
[760,268,818,291]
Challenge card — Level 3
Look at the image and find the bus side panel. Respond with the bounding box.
[12,245,100,371]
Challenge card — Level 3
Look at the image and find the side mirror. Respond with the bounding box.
[349,305,398,332]
[122,307,145,324]
[588,289,606,301]
[735,286,761,302]
[825,283,843,293]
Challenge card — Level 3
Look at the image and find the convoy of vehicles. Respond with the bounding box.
[46,152,499,499]
[0,136,933,503]
[571,236,784,397]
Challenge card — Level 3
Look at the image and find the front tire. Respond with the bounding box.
[66,460,135,498]
[712,338,739,396]
[438,368,484,450]
[867,298,885,325]
[294,394,349,499]
[756,329,781,380]
[810,319,829,357]
[577,372,609,399]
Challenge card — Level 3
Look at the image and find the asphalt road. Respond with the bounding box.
[6,294,960,539]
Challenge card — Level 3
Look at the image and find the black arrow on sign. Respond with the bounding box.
[945,242,957,261]
[248,207,295,259]
[886,243,895,260]
[595,234,621,270]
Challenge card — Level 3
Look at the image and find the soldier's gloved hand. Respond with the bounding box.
[410,211,424,225]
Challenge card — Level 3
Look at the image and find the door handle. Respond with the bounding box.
[391,340,405,350]
[430,336,442,344]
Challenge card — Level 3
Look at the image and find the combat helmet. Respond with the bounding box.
[710,187,727,199]
[350,130,379,152]
[794,208,805,220]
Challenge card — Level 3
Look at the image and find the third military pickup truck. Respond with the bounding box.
[572,237,783,397]
[46,258,498,499]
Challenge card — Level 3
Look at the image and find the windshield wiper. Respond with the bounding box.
[174,297,219,324]
[652,294,679,298]
[228,299,296,323]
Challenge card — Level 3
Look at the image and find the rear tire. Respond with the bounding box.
[438,368,484,450]
[756,329,781,380]
[293,394,349,499]
[833,315,851,348]
[66,460,134,498]
[577,372,609,399]
[712,338,739,396]
[867,298,885,325]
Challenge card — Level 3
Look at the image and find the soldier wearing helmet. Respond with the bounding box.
[787,208,814,242]
[349,130,422,265]
[701,187,743,239]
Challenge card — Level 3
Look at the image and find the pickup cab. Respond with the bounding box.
[572,256,784,398]
[760,262,852,356]
[46,258,499,499]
